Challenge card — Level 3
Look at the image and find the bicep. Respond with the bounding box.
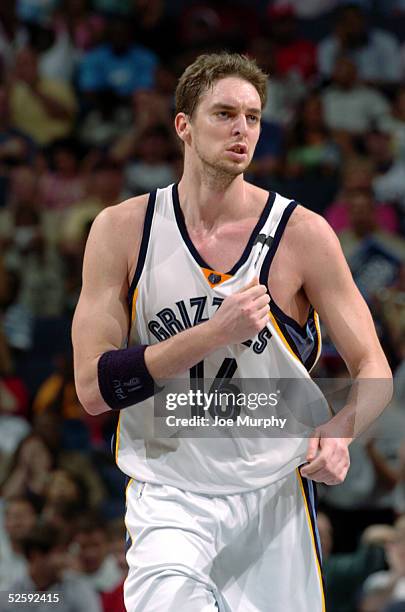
[72,210,130,378]
[301,217,383,376]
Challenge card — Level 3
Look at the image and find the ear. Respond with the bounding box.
[175,112,192,146]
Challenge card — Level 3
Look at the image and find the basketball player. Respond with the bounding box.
[72,53,392,611]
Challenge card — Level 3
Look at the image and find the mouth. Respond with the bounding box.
[227,143,248,155]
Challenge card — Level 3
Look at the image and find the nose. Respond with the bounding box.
[231,114,248,136]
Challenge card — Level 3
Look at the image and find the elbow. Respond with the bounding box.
[76,382,110,416]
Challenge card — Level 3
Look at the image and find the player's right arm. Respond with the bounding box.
[73,201,270,416]
[72,199,144,415]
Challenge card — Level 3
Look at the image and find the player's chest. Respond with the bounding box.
[188,222,256,273]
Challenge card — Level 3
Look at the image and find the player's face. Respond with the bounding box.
[190,77,262,178]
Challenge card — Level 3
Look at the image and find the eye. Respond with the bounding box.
[216,111,230,119]
[247,115,259,124]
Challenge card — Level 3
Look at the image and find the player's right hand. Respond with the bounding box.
[208,277,270,346]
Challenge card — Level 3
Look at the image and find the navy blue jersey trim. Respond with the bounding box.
[127,190,157,307]
[172,183,276,275]
[270,300,311,337]
[259,200,298,287]
[300,474,325,588]
[273,316,302,362]
[306,314,321,372]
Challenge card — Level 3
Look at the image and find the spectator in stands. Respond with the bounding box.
[317,368,404,551]
[78,15,158,106]
[0,164,40,250]
[0,495,38,589]
[379,86,405,161]
[365,129,405,220]
[0,323,30,461]
[32,408,107,510]
[23,21,76,83]
[0,85,34,172]
[247,118,284,187]
[318,4,401,85]
[337,188,405,300]
[16,0,58,25]
[374,264,405,364]
[100,519,127,612]
[72,513,124,594]
[32,351,84,421]
[0,7,14,74]
[178,3,259,58]
[60,157,124,251]
[5,523,102,612]
[361,516,405,608]
[41,470,90,538]
[5,164,39,211]
[247,37,306,127]
[107,519,127,576]
[322,57,390,137]
[44,469,89,512]
[78,89,132,149]
[109,87,174,161]
[9,47,77,146]
[53,0,105,52]
[3,204,66,318]
[39,139,86,211]
[357,582,394,612]
[0,432,57,504]
[317,512,387,612]
[285,92,340,179]
[325,157,400,235]
[283,0,339,19]
[132,0,178,60]
[265,3,317,84]
[121,124,177,195]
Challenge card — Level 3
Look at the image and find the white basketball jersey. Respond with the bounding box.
[115,184,329,494]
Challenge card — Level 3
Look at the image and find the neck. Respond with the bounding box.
[178,163,248,230]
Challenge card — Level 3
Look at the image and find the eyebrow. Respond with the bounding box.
[210,103,262,115]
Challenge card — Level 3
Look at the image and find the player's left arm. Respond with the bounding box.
[292,208,393,484]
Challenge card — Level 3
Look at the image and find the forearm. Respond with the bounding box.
[76,320,222,415]
[145,319,221,379]
[327,358,393,442]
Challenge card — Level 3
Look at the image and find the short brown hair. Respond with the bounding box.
[175,52,268,118]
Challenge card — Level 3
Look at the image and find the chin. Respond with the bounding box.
[216,158,249,175]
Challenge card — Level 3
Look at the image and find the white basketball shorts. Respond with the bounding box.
[124,469,325,611]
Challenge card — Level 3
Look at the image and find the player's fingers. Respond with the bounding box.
[302,465,347,485]
[254,294,271,309]
[306,432,321,462]
[242,284,268,301]
[255,304,271,321]
[301,443,338,476]
[240,276,259,292]
[301,468,333,484]
[301,450,330,475]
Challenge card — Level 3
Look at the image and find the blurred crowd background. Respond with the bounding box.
[0,0,404,611]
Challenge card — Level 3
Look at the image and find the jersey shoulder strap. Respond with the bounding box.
[252,192,298,275]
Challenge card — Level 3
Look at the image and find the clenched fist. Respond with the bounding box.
[207,277,270,346]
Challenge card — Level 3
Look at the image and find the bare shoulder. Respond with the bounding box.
[285,204,342,257]
[83,193,150,284]
[91,193,149,243]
